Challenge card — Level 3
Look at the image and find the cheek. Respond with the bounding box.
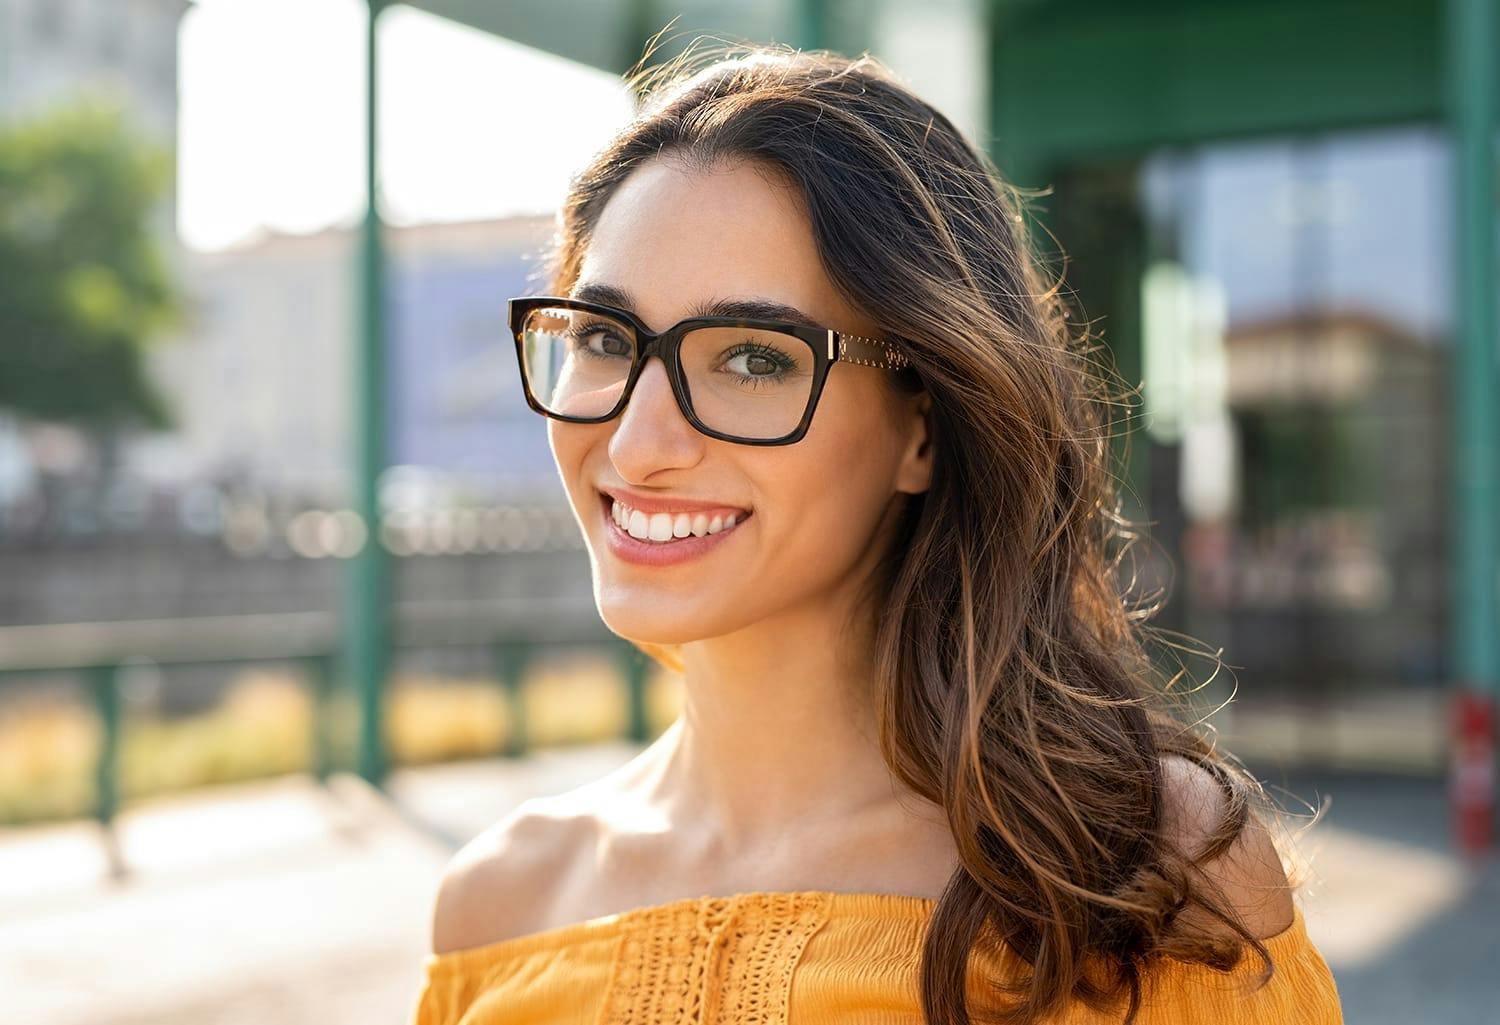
[548,421,597,506]
[757,409,896,565]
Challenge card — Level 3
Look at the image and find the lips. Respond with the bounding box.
[595,485,751,518]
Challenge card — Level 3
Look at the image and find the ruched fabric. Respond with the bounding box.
[407,889,1344,1024]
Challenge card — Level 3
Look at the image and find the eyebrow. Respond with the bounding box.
[569,281,825,331]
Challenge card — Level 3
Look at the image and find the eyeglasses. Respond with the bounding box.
[508,295,912,446]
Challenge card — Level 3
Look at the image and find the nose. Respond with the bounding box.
[607,356,703,467]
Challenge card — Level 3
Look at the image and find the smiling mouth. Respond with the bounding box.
[598,491,753,543]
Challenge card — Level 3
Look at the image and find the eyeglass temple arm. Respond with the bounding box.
[830,330,911,370]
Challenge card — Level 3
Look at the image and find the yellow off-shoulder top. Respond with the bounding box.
[407,889,1344,1025]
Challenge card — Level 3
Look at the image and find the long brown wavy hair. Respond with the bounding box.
[533,36,1318,1025]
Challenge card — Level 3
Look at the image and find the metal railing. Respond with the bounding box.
[0,602,651,876]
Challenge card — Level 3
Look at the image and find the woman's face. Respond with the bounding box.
[549,155,933,645]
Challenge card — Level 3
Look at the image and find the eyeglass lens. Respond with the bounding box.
[518,304,816,440]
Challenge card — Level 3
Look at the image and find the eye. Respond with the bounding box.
[592,331,633,358]
[726,346,785,377]
[566,321,633,359]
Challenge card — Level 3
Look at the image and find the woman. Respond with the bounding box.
[409,41,1343,1025]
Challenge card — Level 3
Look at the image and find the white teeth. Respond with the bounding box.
[610,498,747,544]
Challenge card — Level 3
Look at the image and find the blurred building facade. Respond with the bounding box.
[126,213,560,503]
[0,208,593,636]
[0,0,189,139]
[1122,125,1458,709]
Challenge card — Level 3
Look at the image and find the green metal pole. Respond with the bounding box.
[620,642,651,744]
[795,0,830,50]
[493,640,531,758]
[347,0,389,788]
[89,663,125,879]
[306,654,335,782]
[90,664,120,828]
[1447,0,1498,854]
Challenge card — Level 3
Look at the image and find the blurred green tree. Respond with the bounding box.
[0,98,181,431]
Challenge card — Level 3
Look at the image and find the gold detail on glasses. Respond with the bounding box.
[839,335,911,370]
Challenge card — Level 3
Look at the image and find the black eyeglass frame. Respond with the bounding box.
[507,295,913,446]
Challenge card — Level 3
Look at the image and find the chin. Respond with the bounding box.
[592,591,718,648]
[600,617,703,650]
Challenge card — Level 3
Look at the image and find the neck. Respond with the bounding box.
[638,589,901,854]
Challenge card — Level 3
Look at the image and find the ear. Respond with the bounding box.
[894,389,934,496]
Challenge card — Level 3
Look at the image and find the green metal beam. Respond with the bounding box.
[403,0,642,72]
[404,0,807,75]
[348,0,390,788]
[989,0,1455,187]
[403,1,1492,178]
[1448,0,1498,697]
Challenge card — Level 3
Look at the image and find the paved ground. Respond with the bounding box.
[1,744,1494,1024]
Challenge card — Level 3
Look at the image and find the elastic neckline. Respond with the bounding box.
[424,889,1311,973]
[426,889,930,971]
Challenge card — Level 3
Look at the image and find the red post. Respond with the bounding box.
[1451,689,1497,855]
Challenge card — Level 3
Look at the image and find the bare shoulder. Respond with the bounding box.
[429,794,591,956]
[1158,754,1296,941]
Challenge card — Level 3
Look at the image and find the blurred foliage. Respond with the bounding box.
[0,661,684,827]
[0,97,181,430]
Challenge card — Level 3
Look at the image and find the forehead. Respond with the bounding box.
[575,156,862,335]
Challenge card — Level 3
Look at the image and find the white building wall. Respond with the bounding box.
[0,0,188,140]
